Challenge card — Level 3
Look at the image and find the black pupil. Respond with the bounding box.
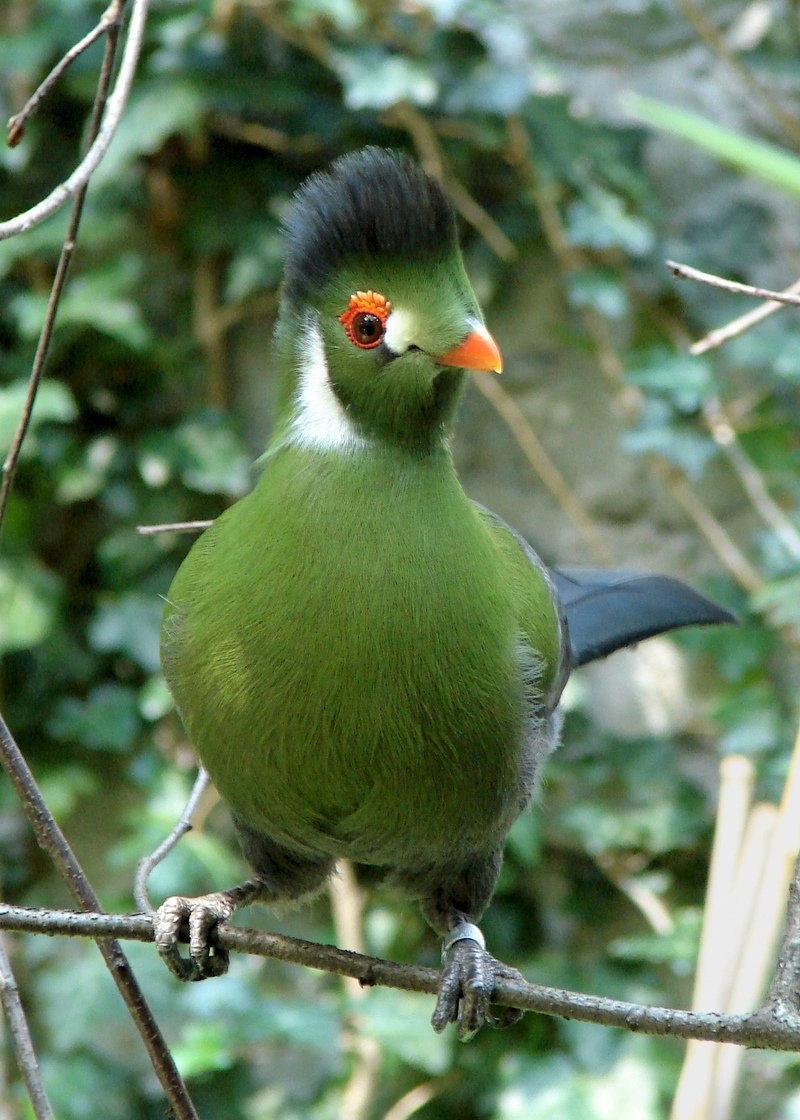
[355,313,381,343]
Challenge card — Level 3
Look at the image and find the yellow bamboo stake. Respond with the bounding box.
[710,723,800,1120]
[671,756,755,1120]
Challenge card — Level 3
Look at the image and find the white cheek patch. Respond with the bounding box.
[383,307,417,355]
[289,316,369,453]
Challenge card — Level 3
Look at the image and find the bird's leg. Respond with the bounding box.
[154,822,335,982]
[431,915,526,1041]
[154,875,268,982]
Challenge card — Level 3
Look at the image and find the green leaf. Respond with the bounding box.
[0,558,61,654]
[566,189,654,257]
[0,380,77,460]
[171,1022,237,1078]
[92,81,205,186]
[624,94,800,199]
[358,989,448,1073]
[47,683,140,752]
[175,418,251,496]
[331,49,438,110]
[139,674,175,721]
[88,592,164,673]
[568,270,629,320]
[626,349,714,412]
[609,907,702,976]
[752,573,800,638]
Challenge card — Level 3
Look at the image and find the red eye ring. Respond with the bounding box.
[339,290,391,349]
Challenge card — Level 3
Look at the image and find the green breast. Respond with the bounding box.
[161,445,559,866]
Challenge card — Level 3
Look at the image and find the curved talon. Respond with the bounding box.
[154,893,234,982]
[432,936,525,1041]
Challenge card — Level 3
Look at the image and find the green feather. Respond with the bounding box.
[162,443,561,867]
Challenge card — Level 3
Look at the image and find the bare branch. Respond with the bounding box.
[4,901,800,1050]
[385,102,517,262]
[0,936,54,1120]
[690,277,800,355]
[134,767,211,914]
[471,370,614,565]
[0,8,124,542]
[667,260,800,308]
[6,0,125,148]
[674,0,800,153]
[0,718,199,1120]
[137,519,214,535]
[650,461,763,593]
[0,0,150,241]
[703,396,800,562]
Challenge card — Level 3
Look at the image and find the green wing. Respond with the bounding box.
[471,502,570,711]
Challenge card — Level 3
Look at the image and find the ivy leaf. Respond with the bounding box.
[88,592,164,673]
[331,48,438,109]
[0,380,77,460]
[0,558,61,654]
[47,683,140,752]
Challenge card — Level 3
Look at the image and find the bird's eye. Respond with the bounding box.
[350,312,384,347]
[339,290,391,349]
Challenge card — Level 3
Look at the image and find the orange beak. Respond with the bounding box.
[437,323,502,373]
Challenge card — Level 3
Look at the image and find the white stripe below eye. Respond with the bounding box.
[289,316,369,452]
[383,307,417,355]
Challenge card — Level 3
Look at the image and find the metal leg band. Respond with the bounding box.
[442,921,486,960]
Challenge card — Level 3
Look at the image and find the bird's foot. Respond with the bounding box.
[154,891,238,982]
[432,922,525,1041]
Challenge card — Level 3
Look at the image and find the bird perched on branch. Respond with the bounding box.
[154,147,735,1039]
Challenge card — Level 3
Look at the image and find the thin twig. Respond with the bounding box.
[703,396,800,562]
[0,0,150,241]
[0,936,54,1120]
[0,717,199,1120]
[386,102,517,262]
[0,18,197,1116]
[651,462,763,593]
[690,277,800,355]
[504,117,765,590]
[504,115,638,414]
[137,519,214,535]
[0,8,128,542]
[209,113,320,154]
[471,370,614,564]
[674,0,800,153]
[668,260,800,308]
[6,0,123,147]
[382,1081,440,1120]
[4,901,800,1050]
[134,767,211,914]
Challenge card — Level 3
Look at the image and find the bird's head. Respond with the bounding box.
[271,147,501,455]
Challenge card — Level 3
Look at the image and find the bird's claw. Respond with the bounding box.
[153,893,234,982]
[432,932,525,1041]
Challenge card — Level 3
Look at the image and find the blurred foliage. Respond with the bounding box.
[2,0,800,1118]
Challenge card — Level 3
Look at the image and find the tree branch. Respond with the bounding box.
[0,718,199,1120]
[137,519,214,535]
[134,767,211,914]
[3,901,800,1050]
[0,9,128,542]
[0,936,54,1120]
[470,370,614,564]
[674,0,800,153]
[689,276,800,355]
[0,0,150,241]
[6,0,125,147]
[668,260,800,308]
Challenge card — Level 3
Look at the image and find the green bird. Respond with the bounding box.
[154,147,734,1039]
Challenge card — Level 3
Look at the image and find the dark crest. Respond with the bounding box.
[282,148,459,307]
